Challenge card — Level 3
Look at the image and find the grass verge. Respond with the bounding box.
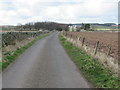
[59,34,119,88]
[1,33,50,72]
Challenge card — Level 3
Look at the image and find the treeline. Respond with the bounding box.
[16,22,68,31]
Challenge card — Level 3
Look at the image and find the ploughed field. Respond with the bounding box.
[66,32,118,60]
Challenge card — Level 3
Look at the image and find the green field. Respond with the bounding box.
[91,25,118,30]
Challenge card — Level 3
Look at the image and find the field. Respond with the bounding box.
[65,31,118,60]
[91,25,118,31]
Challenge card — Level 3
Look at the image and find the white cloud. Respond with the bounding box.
[0,0,119,25]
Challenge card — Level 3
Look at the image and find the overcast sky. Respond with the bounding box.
[0,0,119,25]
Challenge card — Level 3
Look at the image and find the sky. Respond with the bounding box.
[0,0,119,25]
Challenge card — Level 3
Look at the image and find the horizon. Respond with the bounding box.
[0,22,118,26]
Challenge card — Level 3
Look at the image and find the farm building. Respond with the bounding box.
[68,25,81,32]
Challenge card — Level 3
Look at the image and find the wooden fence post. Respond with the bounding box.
[77,37,80,47]
[75,36,77,44]
[82,37,85,46]
[79,37,81,41]
[76,36,77,39]
[71,35,72,42]
[94,41,99,55]
[107,46,111,56]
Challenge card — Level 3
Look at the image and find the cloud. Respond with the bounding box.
[0,0,119,25]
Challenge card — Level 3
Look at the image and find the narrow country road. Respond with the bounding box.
[2,32,91,88]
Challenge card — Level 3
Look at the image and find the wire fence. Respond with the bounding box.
[63,31,118,60]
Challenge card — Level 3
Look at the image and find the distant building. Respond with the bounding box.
[68,25,77,32]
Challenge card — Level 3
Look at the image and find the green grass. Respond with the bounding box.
[91,25,118,31]
[59,34,119,88]
[1,33,51,72]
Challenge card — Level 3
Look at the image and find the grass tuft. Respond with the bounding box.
[59,34,119,88]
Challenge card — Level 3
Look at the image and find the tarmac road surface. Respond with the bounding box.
[2,32,91,88]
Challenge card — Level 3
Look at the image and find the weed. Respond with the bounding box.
[59,34,119,88]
